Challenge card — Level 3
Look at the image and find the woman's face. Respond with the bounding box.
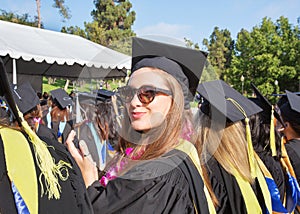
[126,68,172,131]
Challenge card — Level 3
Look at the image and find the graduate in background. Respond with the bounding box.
[279,91,300,184]
[73,89,118,172]
[194,80,272,214]
[280,90,300,213]
[66,37,216,213]
[46,88,73,143]
[12,82,57,141]
[249,84,300,213]
[0,58,93,214]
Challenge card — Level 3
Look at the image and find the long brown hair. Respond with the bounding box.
[50,106,69,123]
[23,105,44,132]
[117,68,184,160]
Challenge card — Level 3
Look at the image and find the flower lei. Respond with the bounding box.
[99,147,144,187]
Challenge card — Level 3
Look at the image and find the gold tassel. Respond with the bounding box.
[227,98,256,179]
[245,117,256,178]
[270,106,277,157]
[18,109,72,199]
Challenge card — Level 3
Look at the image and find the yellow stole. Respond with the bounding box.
[0,127,38,214]
[228,154,272,214]
[175,139,216,214]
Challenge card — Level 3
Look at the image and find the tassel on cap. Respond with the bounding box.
[227,98,256,178]
[270,106,277,157]
[18,109,71,199]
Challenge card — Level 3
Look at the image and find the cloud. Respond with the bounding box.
[254,0,300,23]
[135,22,192,41]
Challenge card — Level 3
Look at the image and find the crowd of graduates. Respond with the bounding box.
[0,37,300,214]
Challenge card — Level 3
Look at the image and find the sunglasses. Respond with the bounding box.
[117,85,172,104]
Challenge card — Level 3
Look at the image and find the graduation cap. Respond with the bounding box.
[197,80,262,124]
[280,90,300,125]
[197,79,262,178]
[250,83,285,157]
[250,83,285,127]
[50,88,73,109]
[272,92,300,108]
[0,58,71,200]
[131,37,208,109]
[97,89,115,102]
[12,82,40,114]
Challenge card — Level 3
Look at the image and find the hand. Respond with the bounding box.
[65,131,98,187]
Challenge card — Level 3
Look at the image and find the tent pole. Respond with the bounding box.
[12,59,17,87]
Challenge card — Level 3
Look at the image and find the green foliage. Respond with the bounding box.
[0,10,39,27]
[53,0,71,21]
[61,0,135,54]
[89,0,136,46]
[203,27,234,79]
[61,25,87,38]
[221,16,300,99]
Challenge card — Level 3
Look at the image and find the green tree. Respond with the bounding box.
[224,16,300,97]
[61,0,135,55]
[203,27,234,80]
[0,10,39,27]
[90,0,136,46]
[61,25,87,38]
[36,0,71,28]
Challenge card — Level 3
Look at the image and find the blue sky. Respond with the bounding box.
[1,0,299,49]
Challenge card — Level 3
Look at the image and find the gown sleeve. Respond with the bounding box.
[285,140,300,184]
[87,159,195,214]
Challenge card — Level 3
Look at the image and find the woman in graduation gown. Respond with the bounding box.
[194,80,272,214]
[0,59,93,214]
[279,90,300,185]
[66,37,216,213]
[248,84,286,202]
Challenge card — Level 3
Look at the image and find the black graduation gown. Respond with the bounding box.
[285,139,300,184]
[256,150,285,201]
[285,139,300,214]
[75,123,100,168]
[51,120,73,144]
[206,157,266,214]
[37,124,58,141]
[0,130,93,214]
[87,149,210,214]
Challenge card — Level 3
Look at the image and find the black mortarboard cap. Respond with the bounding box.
[97,89,115,102]
[279,90,300,125]
[250,83,285,127]
[286,90,300,113]
[12,82,40,114]
[131,37,207,109]
[50,88,72,109]
[197,80,263,123]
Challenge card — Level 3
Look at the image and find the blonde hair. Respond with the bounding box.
[194,111,253,183]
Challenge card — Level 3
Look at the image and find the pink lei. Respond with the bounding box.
[99,147,144,187]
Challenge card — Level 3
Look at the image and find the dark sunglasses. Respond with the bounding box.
[117,85,172,104]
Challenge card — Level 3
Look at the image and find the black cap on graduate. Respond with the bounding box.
[50,88,73,109]
[97,89,115,102]
[197,80,262,124]
[280,90,300,126]
[250,83,285,127]
[12,82,40,114]
[249,83,285,156]
[131,37,208,109]
[197,79,262,178]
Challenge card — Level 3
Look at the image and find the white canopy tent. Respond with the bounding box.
[0,20,131,92]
